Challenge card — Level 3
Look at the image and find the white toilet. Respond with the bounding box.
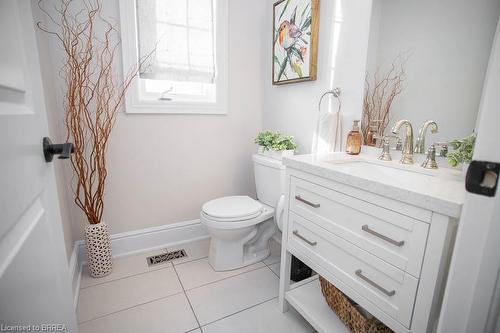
[200,154,286,271]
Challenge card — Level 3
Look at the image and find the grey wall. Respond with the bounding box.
[33,0,267,257]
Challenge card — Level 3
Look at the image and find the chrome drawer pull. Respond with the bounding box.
[362,225,405,247]
[355,269,396,297]
[295,195,320,208]
[292,230,317,246]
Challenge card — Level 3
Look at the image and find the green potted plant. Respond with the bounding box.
[255,131,298,160]
[447,133,476,172]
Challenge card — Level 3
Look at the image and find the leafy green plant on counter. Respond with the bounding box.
[447,133,476,167]
[255,131,298,152]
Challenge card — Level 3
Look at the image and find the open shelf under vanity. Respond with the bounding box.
[286,276,350,333]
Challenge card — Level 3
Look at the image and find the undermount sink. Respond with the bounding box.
[320,155,463,182]
[326,159,435,176]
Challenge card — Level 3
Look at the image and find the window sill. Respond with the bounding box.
[124,100,228,115]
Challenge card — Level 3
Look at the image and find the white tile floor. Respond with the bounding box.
[77,238,315,333]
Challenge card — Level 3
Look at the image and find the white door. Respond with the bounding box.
[438,18,500,333]
[0,0,77,331]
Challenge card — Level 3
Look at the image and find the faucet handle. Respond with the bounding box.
[378,136,392,161]
[421,144,438,169]
[435,142,448,157]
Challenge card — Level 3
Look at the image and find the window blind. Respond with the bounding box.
[136,0,216,84]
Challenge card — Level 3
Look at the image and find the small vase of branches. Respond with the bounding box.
[38,0,150,277]
[362,56,406,144]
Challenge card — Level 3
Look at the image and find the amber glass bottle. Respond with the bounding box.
[346,120,362,155]
[366,124,378,146]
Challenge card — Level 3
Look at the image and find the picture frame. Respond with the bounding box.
[272,0,320,85]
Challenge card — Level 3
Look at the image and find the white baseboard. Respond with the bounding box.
[69,219,208,307]
[68,243,82,309]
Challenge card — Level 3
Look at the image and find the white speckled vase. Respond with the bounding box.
[85,222,113,278]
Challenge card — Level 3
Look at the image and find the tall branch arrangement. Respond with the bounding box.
[362,57,406,144]
[38,0,149,224]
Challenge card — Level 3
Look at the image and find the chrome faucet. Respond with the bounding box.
[391,120,414,164]
[414,120,438,154]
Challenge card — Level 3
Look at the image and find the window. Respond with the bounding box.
[119,0,228,114]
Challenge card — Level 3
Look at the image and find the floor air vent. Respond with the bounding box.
[146,249,187,266]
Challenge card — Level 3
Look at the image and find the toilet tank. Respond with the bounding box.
[252,154,286,207]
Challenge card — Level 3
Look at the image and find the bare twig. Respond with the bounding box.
[362,55,406,144]
[38,0,152,224]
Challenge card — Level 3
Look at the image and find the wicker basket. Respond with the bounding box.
[319,276,393,333]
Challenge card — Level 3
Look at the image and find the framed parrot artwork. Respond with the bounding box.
[273,0,319,85]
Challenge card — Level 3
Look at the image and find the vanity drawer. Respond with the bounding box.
[290,176,429,277]
[288,212,418,328]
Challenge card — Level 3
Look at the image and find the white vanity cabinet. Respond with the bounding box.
[279,159,462,333]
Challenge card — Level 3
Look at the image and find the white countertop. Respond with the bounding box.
[283,148,466,218]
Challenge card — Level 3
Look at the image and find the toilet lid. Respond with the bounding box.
[202,196,263,220]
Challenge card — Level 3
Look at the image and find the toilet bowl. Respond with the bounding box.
[200,154,286,271]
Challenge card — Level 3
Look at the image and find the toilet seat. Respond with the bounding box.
[201,204,274,230]
[202,196,263,221]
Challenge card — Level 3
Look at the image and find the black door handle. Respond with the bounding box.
[43,137,74,162]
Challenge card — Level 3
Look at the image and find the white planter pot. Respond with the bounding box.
[258,148,294,161]
[85,222,113,278]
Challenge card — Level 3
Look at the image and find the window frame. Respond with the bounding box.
[119,0,228,114]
